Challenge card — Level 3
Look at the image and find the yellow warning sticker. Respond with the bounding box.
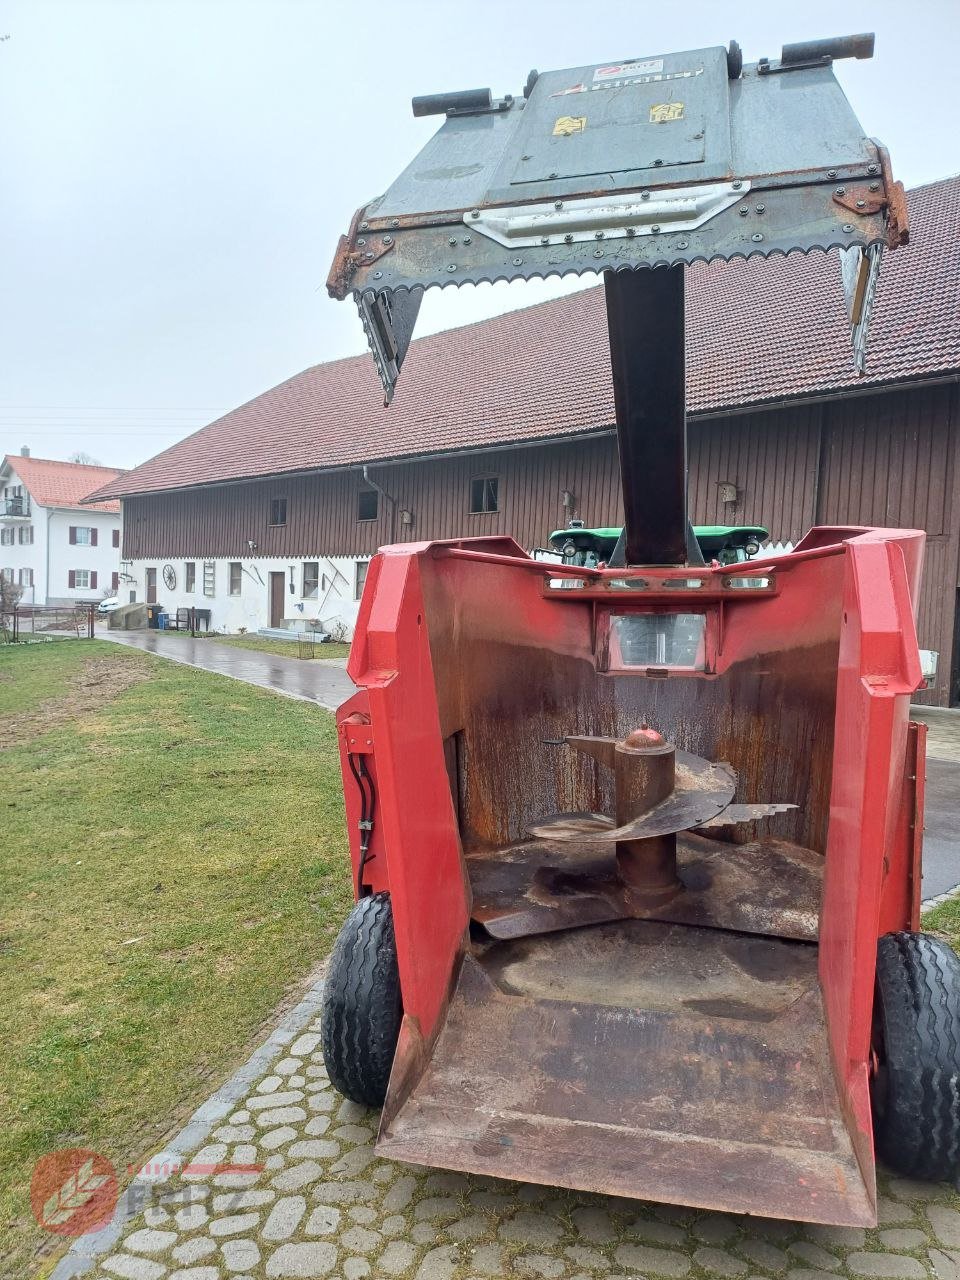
[553,115,586,136]
[649,101,684,123]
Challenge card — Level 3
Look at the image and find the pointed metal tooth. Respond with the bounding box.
[695,802,797,829]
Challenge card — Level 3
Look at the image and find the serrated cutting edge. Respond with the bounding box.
[694,802,798,829]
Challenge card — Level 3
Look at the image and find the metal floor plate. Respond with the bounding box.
[378,922,875,1226]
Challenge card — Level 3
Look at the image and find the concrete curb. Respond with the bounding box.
[921,882,960,913]
[49,970,326,1279]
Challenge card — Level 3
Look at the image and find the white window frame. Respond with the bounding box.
[302,561,320,600]
[74,569,91,589]
[228,562,242,596]
[74,527,92,546]
[355,559,370,601]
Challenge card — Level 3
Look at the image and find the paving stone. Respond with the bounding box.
[878,1198,919,1226]
[183,1143,227,1180]
[469,1243,506,1276]
[626,1217,687,1246]
[411,1221,442,1245]
[265,1154,286,1170]
[929,1248,960,1280]
[305,1204,342,1235]
[221,1238,261,1272]
[879,1229,928,1249]
[445,1213,491,1242]
[787,1269,843,1280]
[142,1206,171,1227]
[161,1186,211,1206]
[516,1254,566,1277]
[738,1238,791,1270]
[304,1065,327,1078]
[424,1171,472,1194]
[348,1205,378,1225]
[309,1179,376,1204]
[211,1189,275,1212]
[341,1225,381,1252]
[265,1241,338,1276]
[289,1074,307,1087]
[930,1206,960,1246]
[378,1240,421,1275]
[846,1253,927,1278]
[500,1210,564,1246]
[331,1124,374,1143]
[614,1242,692,1276]
[209,1211,261,1237]
[275,1057,303,1075]
[261,1125,299,1150]
[174,1204,209,1231]
[307,1091,337,1113]
[214,1125,256,1143]
[805,1225,867,1248]
[172,1238,217,1264]
[232,1143,257,1163]
[247,1090,305,1111]
[263,1195,307,1240]
[692,1214,738,1245]
[788,1241,842,1270]
[271,1161,323,1191]
[414,1196,461,1221]
[571,1205,617,1244]
[304,1115,331,1137]
[229,1109,250,1124]
[889,1179,950,1202]
[414,1244,461,1279]
[336,1099,369,1123]
[383,1175,418,1212]
[343,1259,371,1280]
[101,1256,167,1280]
[124,1227,178,1253]
[287,1139,339,1160]
[212,1170,262,1189]
[290,1033,322,1056]
[370,1162,400,1185]
[565,1244,611,1270]
[169,1268,221,1280]
[693,1246,749,1276]
[257,1074,285,1093]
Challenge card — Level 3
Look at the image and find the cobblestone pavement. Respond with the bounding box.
[58,993,960,1280]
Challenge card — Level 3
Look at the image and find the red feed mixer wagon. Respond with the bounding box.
[320,34,960,1225]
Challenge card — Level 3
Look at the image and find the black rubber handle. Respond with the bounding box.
[412,88,492,117]
[781,33,875,64]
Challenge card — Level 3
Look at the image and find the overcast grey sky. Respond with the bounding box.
[1,0,958,471]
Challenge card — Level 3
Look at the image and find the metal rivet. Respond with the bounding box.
[651,225,660,233]
[738,206,749,216]
[625,227,636,237]
[462,236,472,245]
[540,236,550,245]
[867,163,878,174]
[390,218,400,227]
[653,158,663,166]
[554,200,563,210]
[373,270,383,278]
[470,209,480,219]
[869,182,880,192]
[640,191,650,201]
[564,233,574,243]
[732,179,742,189]
[751,232,764,242]
[595,231,605,239]
[359,221,369,231]
[447,263,457,272]
[365,252,374,260]
[835,187,846,197]
[677,240,688,249]
[827,170,837,180]
[842,224,854,233]
[593,248,604,258]
[855,199,866,209]
[448,237,458,246]
[382,235,393,245]
[755,203,765,214]
[512,256,523,266]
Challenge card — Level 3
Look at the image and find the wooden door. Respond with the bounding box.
[146,568,157,603]
[269,572,285,627]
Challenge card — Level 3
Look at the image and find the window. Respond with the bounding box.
[229,562,242,595]
[70,526,96,546]
[355,559,370,600]
[470,476,499,514]
[111,572,119,592]
[70,569,92,590]
[270,497,287,526]
[303,562,320,599]
[18,526,33,545]
[18,568,34,587]
[0,529,12,546]
[1,568,12,583]
[112,529,120,548]
[357,489,378,522]
[203,562,216,597]
[185,561,196,593]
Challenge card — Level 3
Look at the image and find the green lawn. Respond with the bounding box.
[0,641,351,1278]
[191,634,351,661]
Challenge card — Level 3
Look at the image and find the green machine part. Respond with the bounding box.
[547,525,769,566]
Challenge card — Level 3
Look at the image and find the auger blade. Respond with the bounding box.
[694,802,798,829]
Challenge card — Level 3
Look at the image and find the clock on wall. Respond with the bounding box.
[162,564,177,591]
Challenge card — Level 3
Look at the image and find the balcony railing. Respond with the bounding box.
[1,498,30,518]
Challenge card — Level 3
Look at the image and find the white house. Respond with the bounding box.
[0,450,125,606]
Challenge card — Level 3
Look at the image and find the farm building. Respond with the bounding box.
[88,175,960,704]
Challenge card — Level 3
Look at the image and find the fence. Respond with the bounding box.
[2,603,96,643]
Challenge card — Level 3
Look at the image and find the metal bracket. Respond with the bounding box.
[832,185,885,217]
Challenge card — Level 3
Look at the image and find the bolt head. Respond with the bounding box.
[867,163,878,174]
[373,270,383,279]
[640,191,650,200]
[470,209,480,219]
[540,236,550,245]
[462,236,472,245]
[855,199,866,209]
[554,200,563,210]
[512,256,523,266]
[357,238,366,246]
[382,235,393,245]
[364,252,374,260]
[842,224,854,233]
[677,240,688,249]
[594,230,604,239]
[653,158,663,166]
[650,225,660,234]
[359,221,369,231]
[827,170,837,179]
[390,218,400,227]
[732,179,742,189]
[751,232,763,242]
[448,237,457,246]
[738,206,749,216]
[755,203,765,214]
[447,263,457,272]
[593,248,604,258]
[625,227,636,237]
[564,233,574,243]
[869,182,881,192]
[835,187,846,197]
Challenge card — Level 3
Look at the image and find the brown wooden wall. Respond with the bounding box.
[122,381,960,703]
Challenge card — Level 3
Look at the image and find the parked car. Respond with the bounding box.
[97,596,122,615]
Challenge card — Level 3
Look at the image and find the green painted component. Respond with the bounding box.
[547,524,770,564]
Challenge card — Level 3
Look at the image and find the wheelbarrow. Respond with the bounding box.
[319,34,960,1226]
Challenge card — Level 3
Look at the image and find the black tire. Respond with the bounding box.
[321,893,402,1107]
[872,931,960,1180]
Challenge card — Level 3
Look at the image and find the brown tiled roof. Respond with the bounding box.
[7,455,124,512]
[90,175,959,502]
